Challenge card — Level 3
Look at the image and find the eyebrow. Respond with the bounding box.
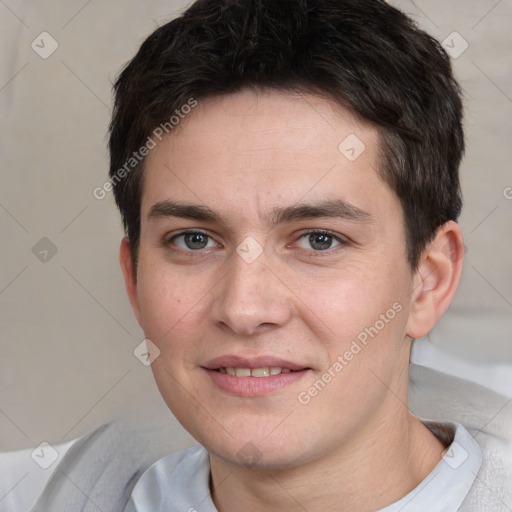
[269,199,372,225]
[148,201,221,223]
[147,199,372,226]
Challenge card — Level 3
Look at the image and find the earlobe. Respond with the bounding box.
[119,237,142,326]
[406,221,465,339]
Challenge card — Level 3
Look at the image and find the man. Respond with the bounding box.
[22,0,512,510]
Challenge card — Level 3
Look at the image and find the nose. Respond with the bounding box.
[210,247,293,336]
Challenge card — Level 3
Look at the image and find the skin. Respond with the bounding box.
[120,89,465,512]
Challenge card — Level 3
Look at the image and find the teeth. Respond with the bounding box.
[251,368,269,378]
[221,367,293,377]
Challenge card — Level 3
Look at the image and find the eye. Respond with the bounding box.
[170,231,217,251]
[296,231,343,251]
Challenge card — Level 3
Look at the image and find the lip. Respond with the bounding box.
[202,355,311,397]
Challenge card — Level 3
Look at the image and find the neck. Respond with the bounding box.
[210,410,445,512]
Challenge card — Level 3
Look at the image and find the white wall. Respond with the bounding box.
[1,0,511,451]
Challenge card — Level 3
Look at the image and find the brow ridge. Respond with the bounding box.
[147,199,372,226]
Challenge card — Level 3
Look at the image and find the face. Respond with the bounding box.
[124,90,420,470]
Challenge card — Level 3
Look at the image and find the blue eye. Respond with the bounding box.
[171,232,216,250]
[296,232,343,251]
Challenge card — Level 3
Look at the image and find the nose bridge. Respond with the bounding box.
[211,245,291,335]
[229,252,266,299]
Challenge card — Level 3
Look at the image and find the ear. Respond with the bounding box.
[406,221,465,339]
[120,237,142,326]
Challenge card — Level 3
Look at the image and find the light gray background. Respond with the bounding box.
[1,0,511,451]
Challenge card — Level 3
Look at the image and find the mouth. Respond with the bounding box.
[203,356,311,396]
[215,366,297,377]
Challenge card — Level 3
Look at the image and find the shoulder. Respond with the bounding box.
[126,445,213,511]
[30,399,195,511]
[410,363,512,510]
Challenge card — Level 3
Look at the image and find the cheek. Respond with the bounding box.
[300,266,410,360]
[136,259,210,347]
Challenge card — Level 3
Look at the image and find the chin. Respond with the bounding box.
[203,431,317,471]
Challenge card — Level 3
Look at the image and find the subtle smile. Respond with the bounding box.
[217,367,293,377]
[203,357,311,396]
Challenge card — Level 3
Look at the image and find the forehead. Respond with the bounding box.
[141,89,398,223]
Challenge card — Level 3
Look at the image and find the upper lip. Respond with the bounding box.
[203,355,309,371]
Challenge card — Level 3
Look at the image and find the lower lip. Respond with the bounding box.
[204,369,310,396]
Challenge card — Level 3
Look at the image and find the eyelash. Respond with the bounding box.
[165,229,349,254]
[296,229,348,252]
[166,230,218,253]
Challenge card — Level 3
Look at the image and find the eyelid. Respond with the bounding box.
[165,229,221,250]
[293,229,350,251]
[163,228,349,254]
